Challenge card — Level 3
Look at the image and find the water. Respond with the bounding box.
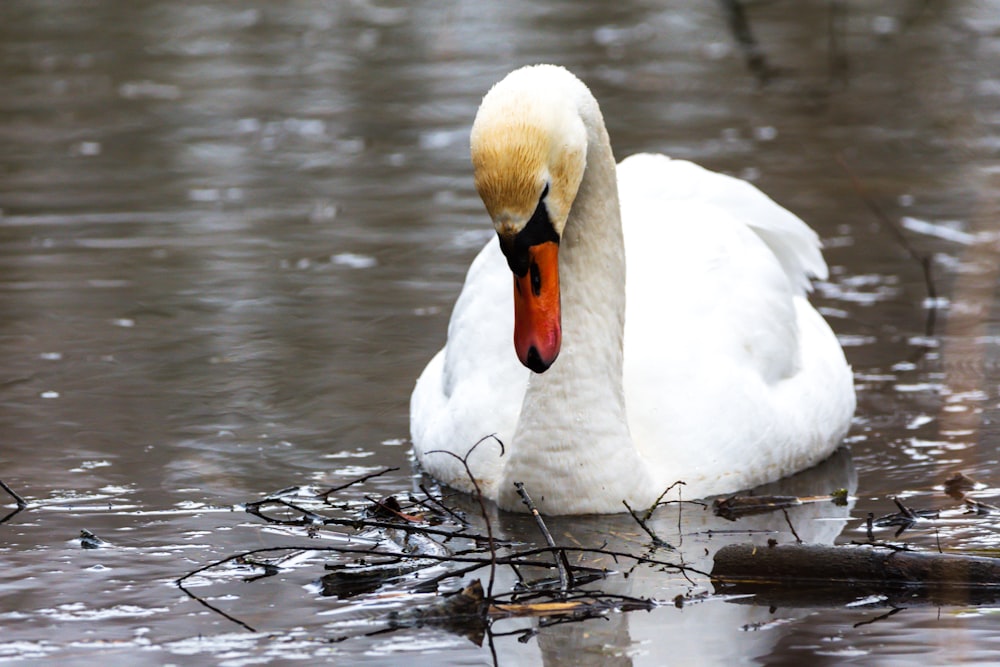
[2,0,1000,664]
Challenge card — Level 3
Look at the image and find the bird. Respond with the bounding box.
[410,64,855,515]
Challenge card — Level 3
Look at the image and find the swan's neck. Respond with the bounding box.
[499,111,653,514]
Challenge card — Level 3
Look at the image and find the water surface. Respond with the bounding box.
[2,1,1000,665]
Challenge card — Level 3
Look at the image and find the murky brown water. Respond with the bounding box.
[2,1,1000,664]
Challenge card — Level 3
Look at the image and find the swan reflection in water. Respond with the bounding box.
[428,446,857,666]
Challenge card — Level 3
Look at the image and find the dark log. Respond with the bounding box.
[386,579,487,646]
[712,543,1000,592]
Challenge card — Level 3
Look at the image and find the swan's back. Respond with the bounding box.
[617,154,854,498]
[617,154,827,292]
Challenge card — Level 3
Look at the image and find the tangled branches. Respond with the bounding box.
[175,457,702,655]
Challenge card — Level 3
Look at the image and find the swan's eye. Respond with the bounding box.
[530,261,542,296]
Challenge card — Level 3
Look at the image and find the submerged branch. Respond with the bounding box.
[317,466,400,500]
[516,482,573,592]
[0,479,28,526]
[0,479,27,508]
[623,499,674,550]
[426,434,504,598]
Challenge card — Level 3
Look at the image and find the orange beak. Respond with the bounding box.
[513,241,561,373]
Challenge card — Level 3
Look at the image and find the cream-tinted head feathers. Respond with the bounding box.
[470,65,591,238]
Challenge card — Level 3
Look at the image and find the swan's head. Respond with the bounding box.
[470,65,590,373]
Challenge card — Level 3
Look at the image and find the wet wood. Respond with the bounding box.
[713,494,801,520]
[712,542,1000,589]
[712,490,848,521]
[0,479,28,525]
[944,472,980,500]
[387,580,488,646]
[79,529,110,549]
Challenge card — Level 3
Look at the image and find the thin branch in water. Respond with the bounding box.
[187,543,705,590]
[403,492,441,521]
[246,495,506,545]
[177,536,707,633]
[782,508,803,544]
[642,480,689,548]
[245,497,326,526]
[873,497,939,537]
[317,466,400,500]
[676,484,683,546]
[514,481,573,593]
[239,558,281,583]
[623,499,674,550]
[364,495,423,523]
[643,481,686,521]
[174,547,310,633]
[0,479,27,508]
[419,483,469,525]
[189,461,712,639]
[0,479,28,525]
[853,605,905,629]
[177,582,258,632]
[426,433,505,599]
[485,621,500,667]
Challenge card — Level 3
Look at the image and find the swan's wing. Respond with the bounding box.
[410,236,528,496]
[618,153,827,293]
[616,154,854,498]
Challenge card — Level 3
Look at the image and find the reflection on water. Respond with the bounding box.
[2,0,1000,664]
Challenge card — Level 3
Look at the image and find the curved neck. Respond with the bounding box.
[554,116,626,403]
[500,108,651,514]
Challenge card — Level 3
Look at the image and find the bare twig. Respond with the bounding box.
[0,479,27,508]
[177,539,703,632]
[364,495,423,522]
[317,467,400,500]
[643,481,686,521]
[874,497,938,537]
[419,483,468,525]
[177,583,258,632]
[485,622,500,667]
[623,499,674,550]
[182,543,704,592]
[427,434,505,598]
[195,464,714,641]
[853,606,905,629]
[0,480,28,526]
[782,508,803,544]
[174,547,307,632]
[515,482,573,592]
[245,497,327,525]
[246,496,505,545]
[675,484,683,545]
[892,496,918,520]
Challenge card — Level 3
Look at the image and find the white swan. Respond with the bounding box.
[410,65,855,515]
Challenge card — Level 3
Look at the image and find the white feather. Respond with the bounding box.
[411,66,855,514]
